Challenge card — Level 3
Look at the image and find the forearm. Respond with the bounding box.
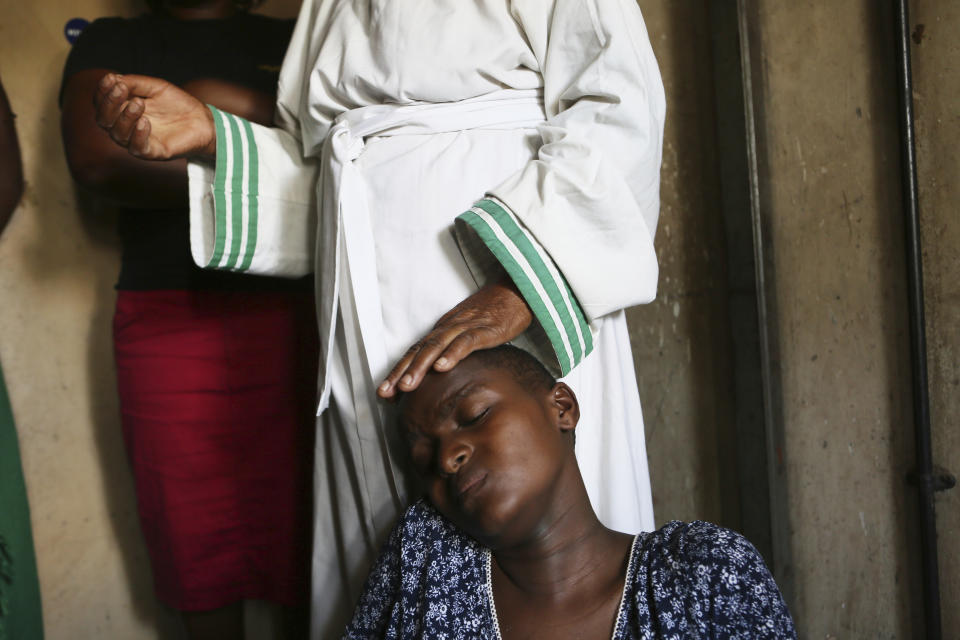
[66,145,189,209]
[63,69,190,208]
[63,69,275,209]
[62,120,189,209]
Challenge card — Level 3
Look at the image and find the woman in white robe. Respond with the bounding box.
[94,0,665,636]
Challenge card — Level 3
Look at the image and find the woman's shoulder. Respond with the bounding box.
[624,521,795,637]
[69,15,137,46]
[347,500,493,638]
[62,16,147,85]
[632,520,772,589]
[640,520,758,562]
[393,499,484,560]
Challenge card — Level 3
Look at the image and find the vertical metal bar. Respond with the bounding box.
[891,1,941,637]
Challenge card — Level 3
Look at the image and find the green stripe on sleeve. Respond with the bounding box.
[562,276,593,354]
[224,113,245,269]
[459,210,573,375]
[473,199,586,363]
[238,117,259,272]
[207,105,228,267]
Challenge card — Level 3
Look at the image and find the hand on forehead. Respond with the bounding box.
[397,345,555,431]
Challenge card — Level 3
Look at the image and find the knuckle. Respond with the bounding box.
[422,336,445,350]
[454,331,477,347]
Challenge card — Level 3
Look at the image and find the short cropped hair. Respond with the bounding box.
[471,345,572,444]
[469,344,555,393]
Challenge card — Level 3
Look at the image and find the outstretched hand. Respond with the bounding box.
[94,73,216,160]
[378,279,533,399]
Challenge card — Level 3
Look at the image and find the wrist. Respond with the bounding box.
[488,277,533,331]
[195,104,217,161]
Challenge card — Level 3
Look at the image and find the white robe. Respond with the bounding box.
[186,1,665,636]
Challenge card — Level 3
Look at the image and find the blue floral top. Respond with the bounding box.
[344,501,796,639]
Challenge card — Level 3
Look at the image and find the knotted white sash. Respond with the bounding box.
[313,90,546,528]
[315,88,547,412]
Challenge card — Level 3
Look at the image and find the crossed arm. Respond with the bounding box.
[88,72,533,396]
[61,70,273,208]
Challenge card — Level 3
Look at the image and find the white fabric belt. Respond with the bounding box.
[315,88,547,417]
[313,89,546,530]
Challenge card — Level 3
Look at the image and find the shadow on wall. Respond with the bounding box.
[627,1,739,530]
[742,0,922,634]
[20,36,182,637]
[77,189,182,635]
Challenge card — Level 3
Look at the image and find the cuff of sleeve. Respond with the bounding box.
[205,105,260,272]
[455,197,594,377]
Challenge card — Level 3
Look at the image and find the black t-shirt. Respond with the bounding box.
[62,12,310,292]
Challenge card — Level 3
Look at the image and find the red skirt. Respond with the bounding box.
[113,290,318,611]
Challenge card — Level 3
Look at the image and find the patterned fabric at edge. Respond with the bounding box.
[344,501,797,639]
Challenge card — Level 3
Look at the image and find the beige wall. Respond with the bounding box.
[0,1,300,638]
[751,1,917,633]
[747,0,957,637]
[630,3,739,530]
[1,0,956,638]
[637,0,960,637]
[1,1,155,637]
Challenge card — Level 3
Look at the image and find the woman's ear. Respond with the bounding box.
[550,382,579,433]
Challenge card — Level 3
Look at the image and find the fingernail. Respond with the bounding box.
[111,86,123,98]
[400,374,413,387]
[128,101,141,114]
[136,119,147,130]
[379,381,390,393]
[435,357,448,369]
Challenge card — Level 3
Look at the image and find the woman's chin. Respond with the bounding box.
[457,496,529,547]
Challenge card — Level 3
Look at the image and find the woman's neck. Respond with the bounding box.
[491,484,632,605]
[487,477,634,639]
[162,1,237,21]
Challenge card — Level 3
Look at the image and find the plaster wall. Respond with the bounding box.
[749,0,958,636]
[630,2,738,531]
[0,2,300,638]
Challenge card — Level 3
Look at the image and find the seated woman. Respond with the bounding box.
[344,345,796,639]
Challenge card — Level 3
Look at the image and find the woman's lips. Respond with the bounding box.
[455,470,487,499]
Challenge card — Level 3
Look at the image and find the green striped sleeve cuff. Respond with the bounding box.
[456,198,594,376]
[206,105,260,272]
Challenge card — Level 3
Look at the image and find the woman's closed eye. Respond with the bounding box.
[459,407,489,428]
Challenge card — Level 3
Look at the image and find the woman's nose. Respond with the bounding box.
[438,439,471,475]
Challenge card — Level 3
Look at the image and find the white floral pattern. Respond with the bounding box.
[343,501,796,639]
